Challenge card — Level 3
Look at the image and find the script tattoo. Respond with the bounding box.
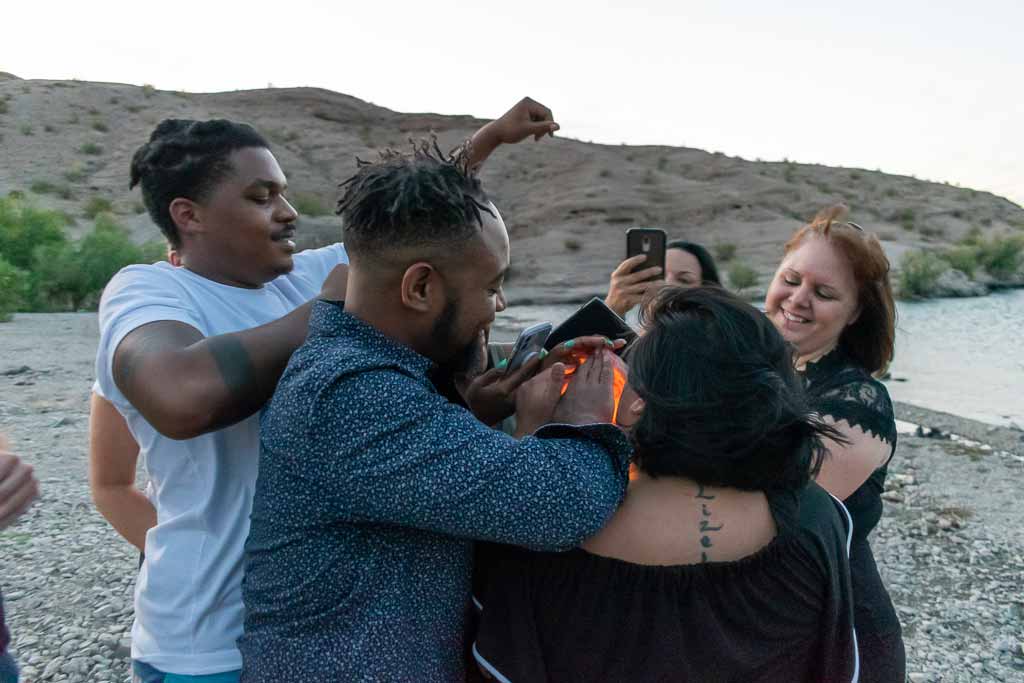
[696,484,722,563]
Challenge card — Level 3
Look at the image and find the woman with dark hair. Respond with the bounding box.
[764,204,904,682]
[471,286,860,682]
[605,240,721,317]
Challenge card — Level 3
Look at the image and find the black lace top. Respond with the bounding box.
[801,347,901,637]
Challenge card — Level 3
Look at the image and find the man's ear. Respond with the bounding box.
[168,198,203,239]
[400,262,442,313]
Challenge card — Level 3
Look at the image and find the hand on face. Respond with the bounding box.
[490,97,560,144]
[605,255,664,317]
[0,435,39,531]
[552,348,618,426]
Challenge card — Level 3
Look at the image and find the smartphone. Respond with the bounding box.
[626,227,668,282]
[505,321,553,372]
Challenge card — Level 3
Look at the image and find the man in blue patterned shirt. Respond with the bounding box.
[240,138,632,681]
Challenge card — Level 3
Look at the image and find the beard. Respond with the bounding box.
[431,298,485,378]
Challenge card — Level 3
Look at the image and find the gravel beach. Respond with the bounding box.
[1,312,1022,682]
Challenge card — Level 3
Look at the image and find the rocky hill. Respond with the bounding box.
[2,75,1022,303]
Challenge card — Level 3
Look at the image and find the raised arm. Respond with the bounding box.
[111,265,347,440]
[464,97,559,170]
[88,393,154,551]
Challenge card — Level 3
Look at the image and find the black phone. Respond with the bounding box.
[544,298,637,353]
[505,321,553,372]
[626,227,667,282]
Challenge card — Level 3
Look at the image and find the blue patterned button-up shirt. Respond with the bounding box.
[240,301,631,682]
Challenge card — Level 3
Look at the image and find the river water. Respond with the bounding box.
[492,289,1023,428]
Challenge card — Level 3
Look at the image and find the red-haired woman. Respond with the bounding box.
[764,205,905,682]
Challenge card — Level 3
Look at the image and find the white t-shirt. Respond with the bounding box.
[93,244,347,675]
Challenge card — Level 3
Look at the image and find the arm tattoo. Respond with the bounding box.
[696,484,722,563]
[207,334,258,396]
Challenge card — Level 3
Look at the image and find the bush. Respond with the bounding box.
[64,164,87,183]
[290,192,330,217]
[19,123,33,136]
[83,197,114,218]
[79,142,103,155]
[728,263,758,292]
[0,101,7,115]
[976,235,1024,280]
[32,215,150,310]
[0,195,69,270]
[899,208,916,231]
[92,120,109,132]
[714,242,737,262]
[899,250,949,298]
[940,246,980,278]
[30,179,58,195]
[564,238,582,252]
[0,257,28,322]
[142,84,156,98]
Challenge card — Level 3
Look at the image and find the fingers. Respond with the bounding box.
[612,255,648,276]
[0,452,16,481]
[619,266,664,285]
[500,353,543,391]
[0,481,37,531]
[0,458,33,500]
[0,463,37,530]
[522,97,555,125]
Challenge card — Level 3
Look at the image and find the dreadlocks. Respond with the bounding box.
[336,138,495,259]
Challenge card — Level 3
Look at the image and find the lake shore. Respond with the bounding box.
[0,312,1022,681]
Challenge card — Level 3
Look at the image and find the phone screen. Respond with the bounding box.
[506,322,553,372]
[626,228,667,282]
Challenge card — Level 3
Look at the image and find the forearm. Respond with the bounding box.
[464,123,503,170]
[123,300,316,439]
[92,485,156,551]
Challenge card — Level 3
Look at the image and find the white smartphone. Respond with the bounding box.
[505,321,553,372]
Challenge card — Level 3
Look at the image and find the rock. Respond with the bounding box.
[42,658,62,679]
[908,673,929,683]
[916,426,951,440]
[882,491,905,503]
[51,416,76,428]
[1,365,31,376]
[933,269,988,297]
[115,637,132,659]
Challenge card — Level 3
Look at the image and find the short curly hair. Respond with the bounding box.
[335,139,493,259]
[129,119,270,248]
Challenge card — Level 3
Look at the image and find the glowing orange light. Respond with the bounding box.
[559,353,628,423]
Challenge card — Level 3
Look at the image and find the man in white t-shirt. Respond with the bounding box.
[92,100,559,682]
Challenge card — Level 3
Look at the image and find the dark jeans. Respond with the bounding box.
[0,652,18,683]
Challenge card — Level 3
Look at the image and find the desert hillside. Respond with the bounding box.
[2,74,1022,302]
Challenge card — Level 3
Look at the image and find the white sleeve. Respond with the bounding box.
[94,264,205,412]
[288,243,349,289]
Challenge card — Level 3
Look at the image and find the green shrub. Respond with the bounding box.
[940,246,980,278]
[142,84,156,98]
[92,120,109,132]
[290,192,330,217]
[80,142,103,155]
[19,123,33,136]
[0,257,28,322]
[0,100,7,115]
[899,207,916,230]
[728,263,758,292]
[64,164,87,183]
[714,242,737,262]
[976,235,1024,280]
[83,197,114,218]
[32,216,147,310]
[0,195,69,270]
[564,238,582,252]
[30,179,58,195]
[598,169,612,178]
[899,250,949,298]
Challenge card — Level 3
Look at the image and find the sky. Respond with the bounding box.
[4,0,1022,206]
